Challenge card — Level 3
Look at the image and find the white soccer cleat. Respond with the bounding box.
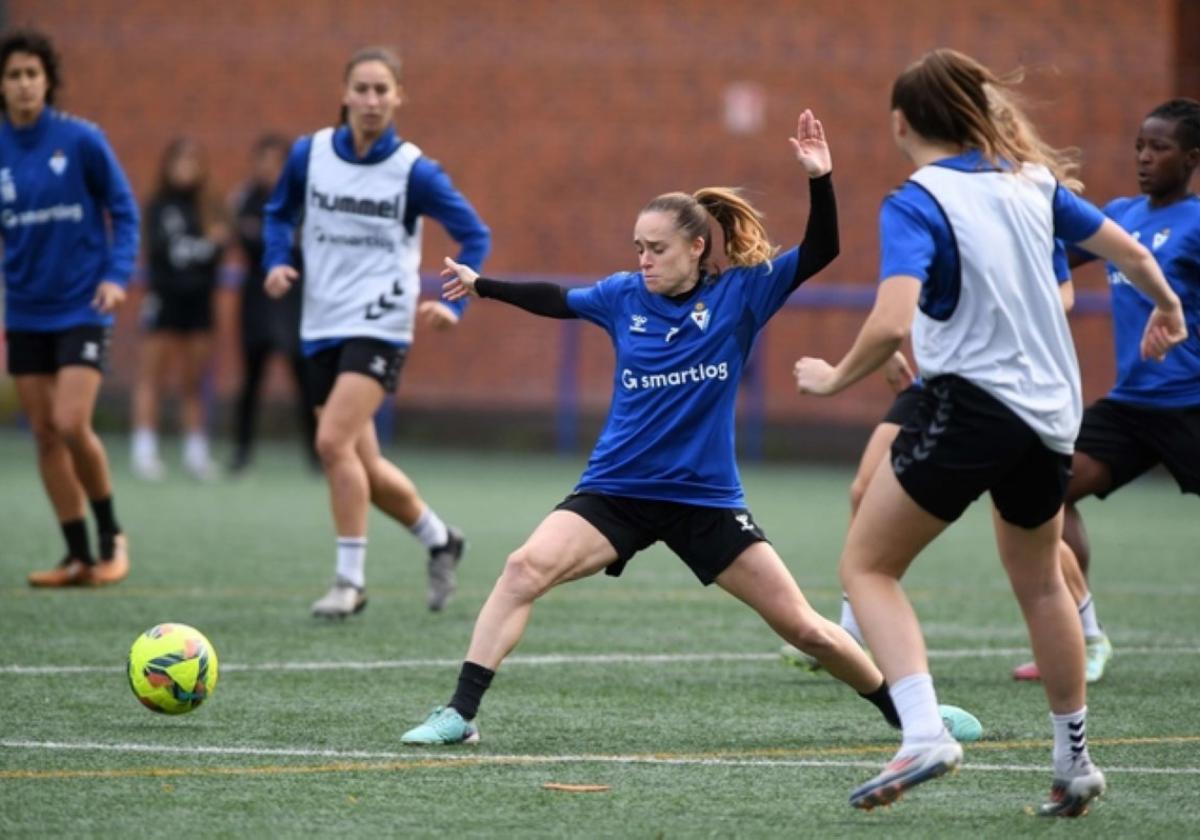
[311,579,367,618]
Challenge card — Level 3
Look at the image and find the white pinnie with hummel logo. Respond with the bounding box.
[300,127,423,342]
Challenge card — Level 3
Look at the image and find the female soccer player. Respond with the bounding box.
[263,46,490,616]
[0,29,138,587]
[402,109,934,748]
[793,50,1186,815]
[784,247,1073,670]
[131,137,229,481]
[1012,97,1200,685]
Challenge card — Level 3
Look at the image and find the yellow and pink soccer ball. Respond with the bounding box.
[127,623,219,714]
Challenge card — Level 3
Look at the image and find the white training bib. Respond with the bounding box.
[299,128,423,343]
[909,162,1082,454]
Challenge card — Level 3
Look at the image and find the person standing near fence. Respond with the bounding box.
[229,133,317,474]
[0,29,138,586]
[793,49,1185,815]
[264,46,491,616]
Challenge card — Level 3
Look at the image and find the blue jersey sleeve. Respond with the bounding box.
[1052,185,1105,243]
[262,136,312,271]
[878,188,938,281]
[79,126,140,284]
[566,274,622,332]
[406,157,490,318]
[739,246,802,324]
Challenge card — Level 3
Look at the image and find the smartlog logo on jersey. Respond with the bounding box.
[621,361,730,391]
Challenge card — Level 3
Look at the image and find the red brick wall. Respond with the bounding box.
[7,0,1179,428]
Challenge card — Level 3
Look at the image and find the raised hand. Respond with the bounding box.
[441,256,480,302]
[788,109,831,178]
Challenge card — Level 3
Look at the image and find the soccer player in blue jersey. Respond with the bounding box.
[793,50,1186,815]
[0,29,139,587]
[1012,98,1200,685]
[263,47,490,616]
[402,110,941,748]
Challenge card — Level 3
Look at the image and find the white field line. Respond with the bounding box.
[1,739,1198,776]
[3,645,1200,675]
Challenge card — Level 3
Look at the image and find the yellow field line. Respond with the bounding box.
[3,734,1198,781]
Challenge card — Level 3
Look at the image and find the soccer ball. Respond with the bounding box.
[127,623,219,714]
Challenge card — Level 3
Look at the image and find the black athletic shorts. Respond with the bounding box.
[305,338,407,408]
[6,325,111,375]
[1076,398,1200,497]
[890,374,1071,528]
[882,383,924,426]
[140,290,215,332]
[555,491,770,585]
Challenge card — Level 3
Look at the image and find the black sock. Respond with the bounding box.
[860,680,901,729]
[90,496,121,559]
[61,518,93,564]
[448,661,495,720]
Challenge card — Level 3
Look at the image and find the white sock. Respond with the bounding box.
[336,537,367,589]
[1078,593,1103,639]
[183,431,210,465]
[132,428,158,461]
[408,506,449,550]
[889,672,946,746]
[1051,707,1091,776]
[839,594,864,646]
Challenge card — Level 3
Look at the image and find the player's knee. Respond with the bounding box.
[313,430,352,466]
[28,416,64,455]
[785,612,837,656]
[51,408,90,447]
[499,545,554,599]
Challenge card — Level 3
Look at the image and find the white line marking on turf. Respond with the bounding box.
[3,645,1200,675]
[2,739,1199,776]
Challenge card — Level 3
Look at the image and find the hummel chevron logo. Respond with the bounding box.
[365,280,406,320]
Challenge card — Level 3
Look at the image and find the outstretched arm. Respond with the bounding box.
[794,275,921,396]
[441,258,578,320]
[787,109,838,291]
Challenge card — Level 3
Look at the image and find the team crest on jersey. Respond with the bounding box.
[629,314,648,333]
[48,150,68,176]
[1152,228,1171,251]
[690,302,710,332]
[0,168,15,202]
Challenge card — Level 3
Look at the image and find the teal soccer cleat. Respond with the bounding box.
[401,706,480,745]
[939,704,983,742]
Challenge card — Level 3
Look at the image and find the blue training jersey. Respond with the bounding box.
[1100,194,1200,407]
[0,107,139,331]
[263,123,490,354]
[566,247,802,507]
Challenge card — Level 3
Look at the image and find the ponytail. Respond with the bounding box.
[693,187,778,267]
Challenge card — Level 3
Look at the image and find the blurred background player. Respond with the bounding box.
[264,46,490,616]
[0,29,138,586]
[228,133,317,475]
[1012,97,1200,685]
[130,136,229,481]
[794,49,1185,814]
[403,109,976,748]
[782,245,1076,670]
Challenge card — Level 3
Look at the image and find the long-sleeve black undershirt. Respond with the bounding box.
[473,172,838,317]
